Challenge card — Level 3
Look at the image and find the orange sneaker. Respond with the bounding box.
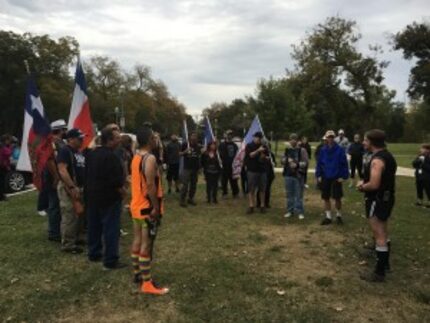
[140,280,169,295]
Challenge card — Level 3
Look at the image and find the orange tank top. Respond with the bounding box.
[130,153,164,220]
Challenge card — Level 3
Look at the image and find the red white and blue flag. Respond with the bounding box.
[232,115,265,179]
[17,76,53,190]
[68,59,94,148]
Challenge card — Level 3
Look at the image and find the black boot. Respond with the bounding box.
[361,249,387,282]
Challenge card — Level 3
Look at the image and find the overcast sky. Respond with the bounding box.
[1,0,429,114]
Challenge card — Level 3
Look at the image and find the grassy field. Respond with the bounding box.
[1,175,430,322]
[0,176,430,322]
[272,142,421,168]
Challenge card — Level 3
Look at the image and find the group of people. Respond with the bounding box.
[4,121,430,288]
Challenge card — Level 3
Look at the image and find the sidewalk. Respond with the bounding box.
[274,166,414,177]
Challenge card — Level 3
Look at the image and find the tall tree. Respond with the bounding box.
[393,22,430,102]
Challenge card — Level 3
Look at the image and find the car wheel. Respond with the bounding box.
[6,171,26,193]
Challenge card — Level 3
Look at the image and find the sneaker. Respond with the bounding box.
[140,280,169,295]
[246,207,254,215]
[62,246,83,254]
[321,218,332,225]
[284,212,292,218]
[38,210,47,217]
[103,262,128,271]
[336,216,344,225]
[360,271,385,283]
[298,214,305,220]
[120,229,128,237]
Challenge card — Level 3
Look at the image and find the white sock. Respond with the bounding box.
[325,211,332,219]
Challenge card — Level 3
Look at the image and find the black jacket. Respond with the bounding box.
[412,155,430,181]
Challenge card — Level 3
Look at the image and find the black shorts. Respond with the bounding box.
[166,163,180,181]
[321,178,343,200]
[365,194,395,222]
[247,171,267,193]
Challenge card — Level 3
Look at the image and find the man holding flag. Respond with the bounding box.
[179,132,202,207]
[232,116,270,214]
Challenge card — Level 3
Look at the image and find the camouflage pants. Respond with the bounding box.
[58,182,84,250]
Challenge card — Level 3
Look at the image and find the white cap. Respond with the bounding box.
[338,129,345,135]
[50,119,67,130]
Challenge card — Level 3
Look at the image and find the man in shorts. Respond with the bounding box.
[358,129,397,282]
[245,131,270,214]
[316,130,349,225]
[130,126,169,294]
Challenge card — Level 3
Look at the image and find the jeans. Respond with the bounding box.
[47,188,61,238]
[181,168,198,202]
[222,166,239,196]
[87,201,122,267]
[285,176,304,214]
[206,172,219,202]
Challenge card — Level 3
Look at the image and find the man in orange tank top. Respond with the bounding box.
[130,126,169,295]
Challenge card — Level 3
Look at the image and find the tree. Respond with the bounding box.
[290,17,392,137]
[393,22,430,102]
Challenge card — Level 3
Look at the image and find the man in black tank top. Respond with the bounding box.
[357,129,397,282]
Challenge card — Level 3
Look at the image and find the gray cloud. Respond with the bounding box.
[1,0,428,113]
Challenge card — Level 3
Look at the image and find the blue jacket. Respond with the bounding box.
[316,143,349,180]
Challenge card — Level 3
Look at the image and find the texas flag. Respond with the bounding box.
[17,76,53,190]
[68,59,94,148]
[232,115,265,179]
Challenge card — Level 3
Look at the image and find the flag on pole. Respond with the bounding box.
[232,115,265,179]
[179,119,189,177]
[68,58,94,148]
[17,76,53,190]
[203,116,215,146]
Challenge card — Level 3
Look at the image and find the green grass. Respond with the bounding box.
[272,141,421,168]
[1,175,430,322]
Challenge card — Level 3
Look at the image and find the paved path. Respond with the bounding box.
[274,166,414,177]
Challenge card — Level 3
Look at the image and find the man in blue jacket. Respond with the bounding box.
[316,130,349,225]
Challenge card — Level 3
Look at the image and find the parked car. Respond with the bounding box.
[3,143,32,193]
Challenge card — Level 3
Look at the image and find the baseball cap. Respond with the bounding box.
[325,130,336,138]
[51,119,67,130]
[338,129,345,135]
[289,133,298,140]
[66,128,86,139]
[253,131,263,139]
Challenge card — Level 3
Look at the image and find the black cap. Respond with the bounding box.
[253,131,263,139]
[66,128,86,139]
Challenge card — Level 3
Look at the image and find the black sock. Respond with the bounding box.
[375,248,389,276]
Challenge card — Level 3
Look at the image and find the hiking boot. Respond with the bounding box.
[246,207,254,215]
[140,280,169,295]
[336,216,344,225]
[48,236,61,243]
[360,271,385,283]
[321,218,332,225]
[188,199,197,206]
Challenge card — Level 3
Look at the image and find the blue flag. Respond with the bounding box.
[203,116,215,146]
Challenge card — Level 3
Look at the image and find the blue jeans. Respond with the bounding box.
[47,188,61,238]
[285,176,304,214]
[87,201,122,267]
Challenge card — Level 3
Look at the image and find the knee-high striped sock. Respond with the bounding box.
[131,252,140,276]
[139,253,152,282]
